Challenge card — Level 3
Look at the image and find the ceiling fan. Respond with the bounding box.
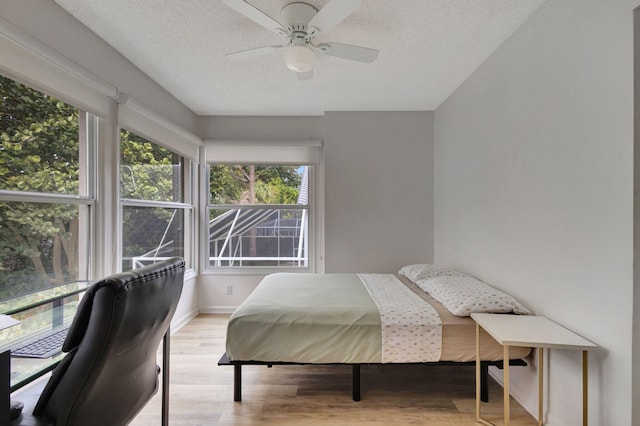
[222,0,379,79]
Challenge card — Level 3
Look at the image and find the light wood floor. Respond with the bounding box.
[130,314,536,425]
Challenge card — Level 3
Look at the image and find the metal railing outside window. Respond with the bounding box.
[208,206,308,268]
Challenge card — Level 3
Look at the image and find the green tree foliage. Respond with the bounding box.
[121,130,180,202]
[209,165,301,204]
[0,75,81,297]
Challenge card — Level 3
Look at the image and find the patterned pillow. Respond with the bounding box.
[398,264,468,283]
[417,276,530,316]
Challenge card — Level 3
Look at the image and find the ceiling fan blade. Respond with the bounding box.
[223,0,289,37]
[318,42,379,63]
[297,70,314,81]
[307,0,362,38]
[225,45,284,61]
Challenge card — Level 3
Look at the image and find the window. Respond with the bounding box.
[120,130,193,271]
[0,73,95,302]
[207,164,310,269]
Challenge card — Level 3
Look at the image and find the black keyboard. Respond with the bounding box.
[11,327,69,359]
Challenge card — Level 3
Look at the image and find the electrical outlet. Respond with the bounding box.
[226,285,233,296]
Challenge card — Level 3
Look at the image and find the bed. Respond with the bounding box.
[219,265,531,402]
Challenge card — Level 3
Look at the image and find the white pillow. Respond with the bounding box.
[418,276,530,317]
[398,264,468,283]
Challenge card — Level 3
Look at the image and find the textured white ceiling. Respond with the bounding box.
[54,0,546,116]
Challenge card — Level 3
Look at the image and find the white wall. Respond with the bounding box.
[434,0,637,424]
[172,274,199,330]
[634,8,640,426]
[196,115,324,141]
[323,111,434,273]
[197,112,435,310]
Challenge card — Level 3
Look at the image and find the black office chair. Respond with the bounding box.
[12,257,185,426]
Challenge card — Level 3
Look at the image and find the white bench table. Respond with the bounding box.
[471,313,598,426]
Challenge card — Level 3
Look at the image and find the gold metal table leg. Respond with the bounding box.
[475,323,493,426]
[583,351,588,426]
[538,347,544,426]
[504,345,510,426]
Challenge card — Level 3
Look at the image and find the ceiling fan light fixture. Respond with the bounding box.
[223,0,378,77]
[284,44,315,73]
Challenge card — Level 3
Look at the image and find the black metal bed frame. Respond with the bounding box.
[218,352,526,403]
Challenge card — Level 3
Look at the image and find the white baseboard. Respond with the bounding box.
[170,308,199,334]
[199,306,237,314]
[170,306,235,333]
[488,368,538,422]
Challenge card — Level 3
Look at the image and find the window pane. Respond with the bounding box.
[209,165,306,205]
[120,130,182,202]
[208,207,308,268]
[0,202,90,301]
[122,206,185,271]
[0,74,80,195]
[208,164,309,269]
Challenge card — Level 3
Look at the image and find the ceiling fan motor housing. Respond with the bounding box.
[280,2,318,35]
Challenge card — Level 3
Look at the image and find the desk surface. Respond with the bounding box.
[0,282,90,391]
[0,316,19,332]
[471,313,598,350]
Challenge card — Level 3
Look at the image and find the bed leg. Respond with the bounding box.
[234,365,242,402]
[480,361,489,403]
[352,365,361,401]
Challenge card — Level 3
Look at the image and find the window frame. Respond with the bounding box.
[204,163,317,275]
[0,74,98,296]
[117,129,196,273]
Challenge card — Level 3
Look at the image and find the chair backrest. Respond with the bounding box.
[32,257,185,426]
